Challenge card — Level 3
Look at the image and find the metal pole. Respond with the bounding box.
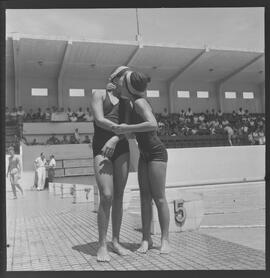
[136,8,140,36]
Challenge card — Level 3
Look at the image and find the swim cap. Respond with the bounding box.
[109,66,130,81]
[125,71,151,96]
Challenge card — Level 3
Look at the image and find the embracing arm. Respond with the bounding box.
[115,98,157,134]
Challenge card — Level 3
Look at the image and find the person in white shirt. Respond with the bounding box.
[34,152,47,191]
[186,107,193,117]
[47,154,56,182]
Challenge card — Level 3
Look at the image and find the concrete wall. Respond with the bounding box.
[146,80,169,113]
[220,81,262,113]
[127,145,265,189]
[170,81,218,113]
[6,76,265,114]
[6,76,15,109]
[20,77,58,110]
[23,122,94,135]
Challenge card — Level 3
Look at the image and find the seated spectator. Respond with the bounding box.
[216,109,222,117]
[44,108,51,121]
[197,121,209,135]
[244,109,249,118]
[24,109,34,121]
[82,135,91,144]
[5,107,10,123]
[257,127,265,145]
[10,107,18,123]
[17,106,25,122]
[198,113,205,123]
[52,108,68,121]
[69,134,77,144]
[205,110,210,121]
[74,128,80,143]
[69,113,78,122]
[186,107,193,117]
[248,133,255,145]
[60,135,69,144]
[241,125,249,135]
[83,107,93,122]
[222,118,229,126]
[193,115,199,124]
[32,108,44,121]
[210,109,216,119]
[67,107,73,120]
[179,109,185,118]
[31,138,38,145]
[161,108,169,118]
[76,107,85,121]
[238,107,245,116]
[46,134,60,145]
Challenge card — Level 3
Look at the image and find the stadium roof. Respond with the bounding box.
[6,34,265,85]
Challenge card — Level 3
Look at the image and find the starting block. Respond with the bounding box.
[129,189,204,234]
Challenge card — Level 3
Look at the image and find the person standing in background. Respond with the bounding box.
[34,152,47,191]
[47,154,56,183]
[6,146,23,199]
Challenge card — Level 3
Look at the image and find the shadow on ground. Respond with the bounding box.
[72,241,157,256]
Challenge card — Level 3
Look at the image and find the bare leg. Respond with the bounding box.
[148,161,170,254]
[111,153,130,256]
[10,174,17,198]
[94,155,114,262]
[15,184,23,195]
[136,157,153,253]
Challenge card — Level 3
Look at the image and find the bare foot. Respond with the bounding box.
[160,239,171,254]
[136,239,153,254]
[97,245,110,262]
[112,241,131,256]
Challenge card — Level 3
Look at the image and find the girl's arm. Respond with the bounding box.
[91,91,124,142]
[113,98,157,134]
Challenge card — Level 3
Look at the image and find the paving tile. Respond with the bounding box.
[6,189,265,271]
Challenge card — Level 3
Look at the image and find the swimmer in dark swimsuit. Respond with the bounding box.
[110,67,170,254]
[91,82,131,262]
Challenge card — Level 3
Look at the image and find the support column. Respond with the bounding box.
[167,82,175,113]
[58,40,72,108]
[12,37,20,108]
[214,82,222,112]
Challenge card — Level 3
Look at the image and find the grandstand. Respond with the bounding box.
[5,33,265,184]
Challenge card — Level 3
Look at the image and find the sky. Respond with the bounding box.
[6,8,264,51]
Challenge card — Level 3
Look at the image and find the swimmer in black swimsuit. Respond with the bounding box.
[91,82,131,262]
[110,67,170,254]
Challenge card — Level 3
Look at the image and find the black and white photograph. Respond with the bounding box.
[2,4,266,271]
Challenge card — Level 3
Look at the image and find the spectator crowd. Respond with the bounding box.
[6,105,265,147]
[156,107,265,146]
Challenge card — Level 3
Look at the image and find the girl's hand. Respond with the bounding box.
[112,124,129,134]
[101,137,119,158]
